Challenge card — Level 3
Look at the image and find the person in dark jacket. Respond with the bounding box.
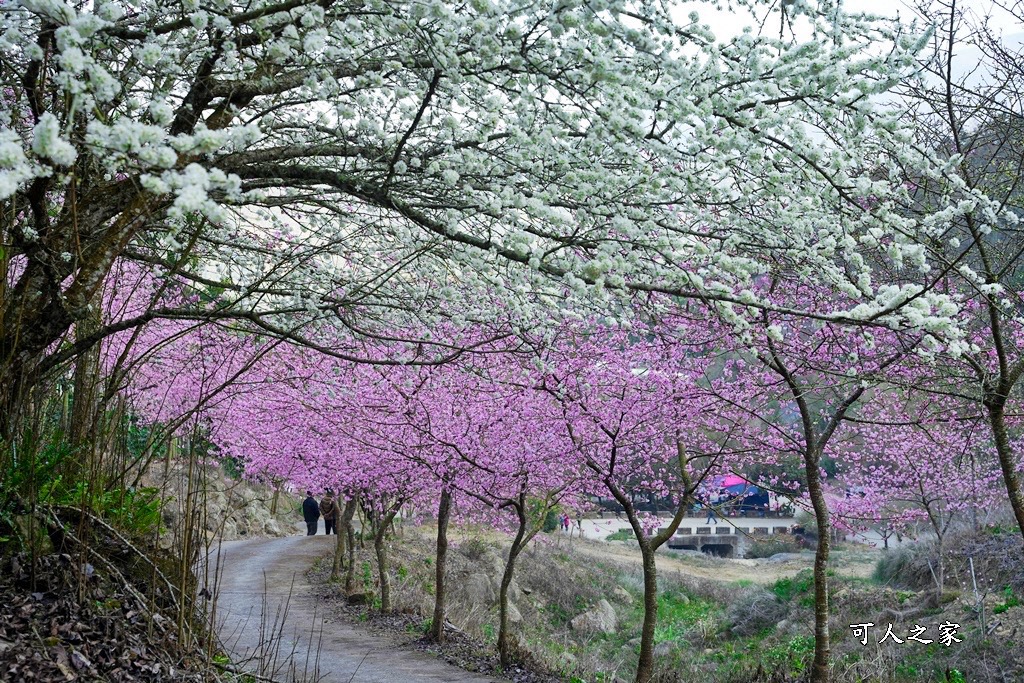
[319,490,338,535]
[302,491,320,535]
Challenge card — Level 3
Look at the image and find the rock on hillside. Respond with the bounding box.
[448,546,527,630]
[569,598,618,634]
[140,461,296,544]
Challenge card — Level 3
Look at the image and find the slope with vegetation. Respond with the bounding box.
[309,522,1024,683]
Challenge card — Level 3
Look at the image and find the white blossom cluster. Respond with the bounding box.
[0,0,1014,357]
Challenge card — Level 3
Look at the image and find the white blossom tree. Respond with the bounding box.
[891,0,1024,540]
[1,0,960,441]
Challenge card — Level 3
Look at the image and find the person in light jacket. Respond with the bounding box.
[319,490,338,535]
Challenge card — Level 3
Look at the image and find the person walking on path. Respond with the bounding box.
[703,496,719,525]
[302,491,320,535]
[320,490,338,535]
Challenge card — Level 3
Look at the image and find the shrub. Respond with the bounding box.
[543,510,560,533]
[459,536,492,561]
[744,536,802,559]
[946,528,1024,593]
[723,587,788,637]
[874,527,1024,595]
[994,585,1021,614]
[221,456,245,480]
[764,635,815,678]
[37,477,162,537]
[872,547,929,589]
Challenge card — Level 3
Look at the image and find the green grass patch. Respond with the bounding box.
[543,595,590,628]
[994,585,1021,614]
[659,590,714,626]
[763,635,815,677]
[652,590,719,644]
[772,569,815,606]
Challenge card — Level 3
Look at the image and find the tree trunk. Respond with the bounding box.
[373,530,390,612]
[601,466,691,683]
[988,405,1024,542]
[617,499,659,683]
[68,309,102,475]
[428,488,452,643]
[332,516,345,580]
[805,450,832,683]
[922,498,947,599]
[497,502,528,669]
[373,508,399,612]
[604,477,678,683]
[345,521,357,591]
[333,497,357,581]
[634,537,658,683]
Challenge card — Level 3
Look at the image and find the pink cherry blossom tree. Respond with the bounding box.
[834,395,1004,597]
[526,316,750,683]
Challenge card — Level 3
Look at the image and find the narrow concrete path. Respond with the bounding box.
[212,524,499,683]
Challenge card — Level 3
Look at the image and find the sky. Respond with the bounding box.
[669,0,1023,90]
[676,0,1023,48]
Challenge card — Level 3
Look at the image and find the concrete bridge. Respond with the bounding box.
[664,523,794,557]
[582,516,800,559]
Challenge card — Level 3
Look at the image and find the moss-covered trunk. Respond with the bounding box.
[761,339,865,683]
[612,493,662,683]
[597,439,692,683]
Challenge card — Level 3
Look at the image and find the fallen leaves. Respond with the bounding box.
[0,552,208,682]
